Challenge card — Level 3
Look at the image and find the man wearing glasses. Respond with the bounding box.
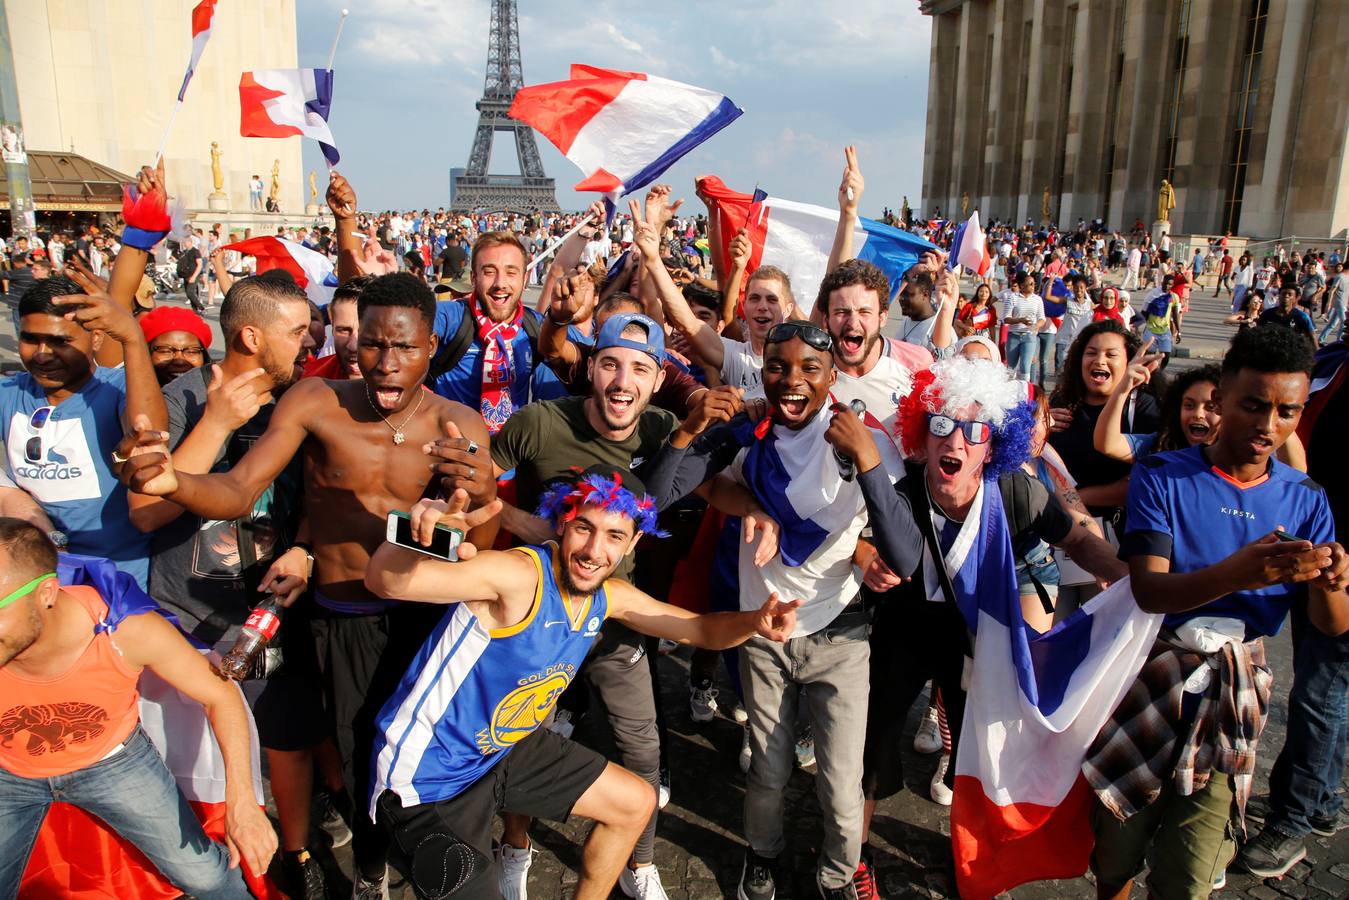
[0,264,166,589]
[643,320,924,900]
[138,306,213,387]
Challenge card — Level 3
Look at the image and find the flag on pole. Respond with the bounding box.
[945,487,1161,899]
[509,65,743,212]
[20,554,283,900]
[176,0,218,102]
[697,176,937,314]
[223,236,338,307]
[239,68,341,167]
[948,211,992,276]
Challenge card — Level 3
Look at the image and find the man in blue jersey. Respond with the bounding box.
[1085,325,1349,898]
[363,465,799,900]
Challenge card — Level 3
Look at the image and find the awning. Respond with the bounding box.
[0,151,133,213]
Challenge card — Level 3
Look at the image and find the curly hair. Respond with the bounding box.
[1049,318,1163,411]
[1222,323,1316,378]
[815,258,892,315]
[1157,364,1220,452]
[896,358,1036,480]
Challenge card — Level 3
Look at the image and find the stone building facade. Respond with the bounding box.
[918,0,1349,241]
[7,0,304,215]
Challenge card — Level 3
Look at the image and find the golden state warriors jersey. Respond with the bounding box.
[368,543,608,816]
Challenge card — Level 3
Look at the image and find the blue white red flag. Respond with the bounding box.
[223,235,338,308]
[1040,275,1071,317]
[509,65,743,210]
[697,176,937,314]
[239,68,341,167]
[1297,340,1349,444]
[948,211,992,276]
[176,0,217,102]
[946,488,1160,899]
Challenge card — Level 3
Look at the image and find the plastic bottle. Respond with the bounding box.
[218,594,282,681]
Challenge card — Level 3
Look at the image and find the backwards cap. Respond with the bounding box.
[896,357,1036,480]
[535,464,668,537]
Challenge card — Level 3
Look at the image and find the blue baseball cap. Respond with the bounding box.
[594,312,665,365]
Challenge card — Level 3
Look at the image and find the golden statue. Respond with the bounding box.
[1042,186,1051,223]
[901,195,911,223]
[1157,178,1176,223]
[209,142,224,192]
[309,170,318,205]
[961,192,969,218]
[269,160,280,203]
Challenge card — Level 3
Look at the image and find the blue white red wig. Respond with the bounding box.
[535,472,668,537]
[896,357,1036,480]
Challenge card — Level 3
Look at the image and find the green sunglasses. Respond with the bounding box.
[0,573,56,611]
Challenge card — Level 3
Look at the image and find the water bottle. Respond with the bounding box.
[833,398,868,481]
[218,594,282,682]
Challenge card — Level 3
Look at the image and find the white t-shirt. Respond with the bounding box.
[719,336,763,395]
[1055,297,1094,347]
[1128,248,1142,269]
[1002,292,1045,333]
[832,353,913,435]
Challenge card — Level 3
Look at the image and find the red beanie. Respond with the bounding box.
[138,306,213,350]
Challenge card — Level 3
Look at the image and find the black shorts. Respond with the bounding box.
[251,599,328,752]
[375,727,607,899]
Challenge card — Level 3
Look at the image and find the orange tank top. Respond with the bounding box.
[0,585,142,778]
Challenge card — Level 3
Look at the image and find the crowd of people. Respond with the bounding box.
[0,148,1345,900]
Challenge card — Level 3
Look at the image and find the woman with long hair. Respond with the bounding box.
[955,282,998,338]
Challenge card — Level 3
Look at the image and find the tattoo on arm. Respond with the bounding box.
[1061,489,1082,508]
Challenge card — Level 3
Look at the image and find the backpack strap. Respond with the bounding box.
[906,475,974,658]
[426,300,475,384]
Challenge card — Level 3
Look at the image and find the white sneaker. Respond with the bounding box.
[548,709,574,739]
[913,705,942,754]
[731,703,749,725]
[658,767,671,810]
[351,869,389,900]
[496,842,536,900]
[657,638,678,655]
[690,684,719,722]
[930,752,953,806]
[619,863,670,899]
[739,728,752,774]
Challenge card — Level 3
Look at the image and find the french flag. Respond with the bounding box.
[239,68,341,167]
[698,176,937,315]
[1041,275,1071,317]
[947,487,1160,899]
[223,235,339,308]
[509,65,742,209]
[948,211,992,276]
[20,555,282,900]
[176,0,217,102]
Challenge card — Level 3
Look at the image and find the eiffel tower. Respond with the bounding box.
[450,0,559,214]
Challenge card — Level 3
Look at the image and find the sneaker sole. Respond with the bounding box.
[324,822,353,848]
[1311,822,1346,837]
[690,708,716,723]
[1242,845,1306,879]
[736,886,774,900]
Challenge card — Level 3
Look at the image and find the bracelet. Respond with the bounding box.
[547,311,575,326]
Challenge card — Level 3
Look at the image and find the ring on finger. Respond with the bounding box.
[466,440,479,455]
[468,467,476,479]
[111,450,129,464]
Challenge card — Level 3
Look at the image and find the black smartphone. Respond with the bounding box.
[387,511,462,561]
[1273,530,1305,543]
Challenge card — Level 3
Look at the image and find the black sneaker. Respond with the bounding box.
[1244,793,1270,824]
[738,850,777,900]
[316,788,353,848]
[282,849,327,900]
[1310,808,1349,836]
[818,878,859,900]
[1238,827,1306,878]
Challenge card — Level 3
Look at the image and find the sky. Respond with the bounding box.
[295,0,933,215]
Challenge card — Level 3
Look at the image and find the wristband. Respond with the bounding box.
[547,311,574,327]
[120,185,172,250]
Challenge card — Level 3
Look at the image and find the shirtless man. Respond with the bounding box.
[116,271,496,898]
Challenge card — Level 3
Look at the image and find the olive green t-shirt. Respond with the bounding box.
[491,395,678,580]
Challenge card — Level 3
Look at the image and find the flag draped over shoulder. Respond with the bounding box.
[697,176,936,314]
[509,64,742,211]
[176,0,217,102]
[20,555,281,900]
[223,235,338,307]
[240,68,341,166]
[948,489,1161,900]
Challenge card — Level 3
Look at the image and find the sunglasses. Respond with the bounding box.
[927,413,992,445]
[765,321,833,353]
[0,573,55,611]
[25,406,53,464]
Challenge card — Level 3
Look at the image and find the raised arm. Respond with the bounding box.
[327,173,362,284]
[1093,337,1161,462]
[720,227,751,330]
[537,266,595,370]
[208,247,234,296]
[823,145,864,291]
[631,197,725,371]
[694,176,725,285]
[645,388,748,508]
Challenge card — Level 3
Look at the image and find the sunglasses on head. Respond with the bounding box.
[927,413,992,445]
[765,321,833,353]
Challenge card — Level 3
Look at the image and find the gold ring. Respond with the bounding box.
[110,450,129,464]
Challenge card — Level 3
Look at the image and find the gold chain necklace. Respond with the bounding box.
[364,384,425,445]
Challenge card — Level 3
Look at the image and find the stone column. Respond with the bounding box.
[1015,0,1070,224]
[922,8,963,217]
[1062,0,1119,225]
[952,0,992,221]
[983,0,1027,221]
[1113,0,1174,232]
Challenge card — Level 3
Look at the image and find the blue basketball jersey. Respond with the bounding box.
[368,543,609,816]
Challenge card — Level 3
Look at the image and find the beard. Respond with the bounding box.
[558,555,607,595]
[0,602,41,667]
[260,345,301,388]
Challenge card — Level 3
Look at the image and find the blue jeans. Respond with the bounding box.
[1006,331,1036,380]
[1034,331,1055,384]
[0,726,250,900]
[1265,602,1349,839]
[1320,303,1345,344]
